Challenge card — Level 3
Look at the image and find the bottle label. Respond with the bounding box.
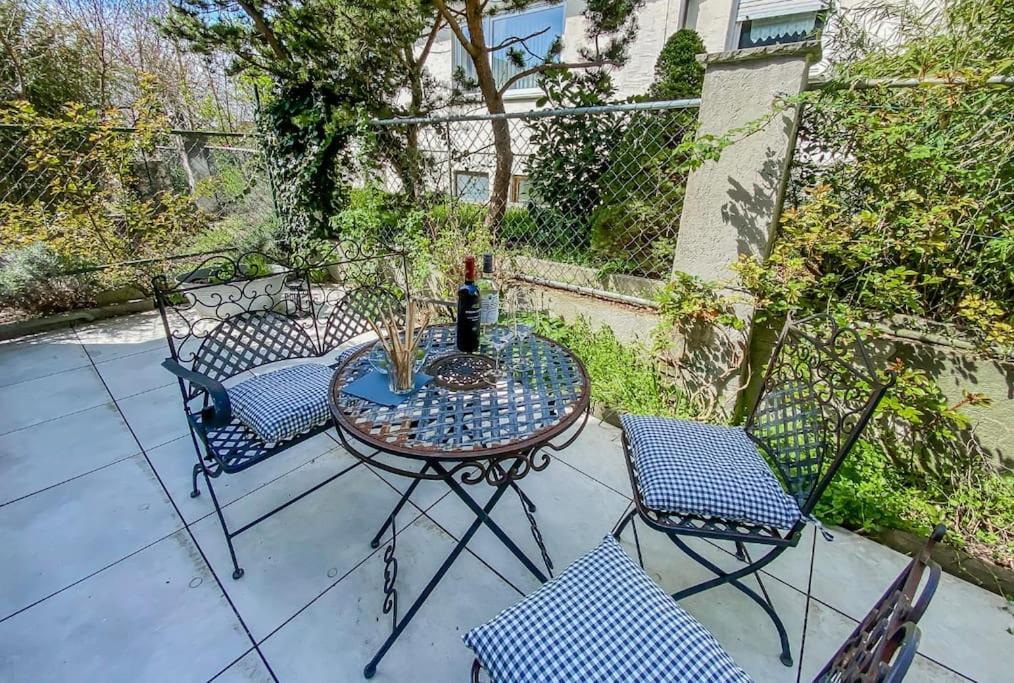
[480,292,499,325]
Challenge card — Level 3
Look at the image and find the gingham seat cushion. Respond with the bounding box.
[464,535,752,683]
[621,415,801,529]
[227,363,333,445]
[333,340,372,367]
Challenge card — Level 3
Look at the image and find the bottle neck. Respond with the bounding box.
[464,260,476,282]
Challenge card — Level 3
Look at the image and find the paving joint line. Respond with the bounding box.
[0,450,140,509]
[76,330,280,683]
[0,525,185,625]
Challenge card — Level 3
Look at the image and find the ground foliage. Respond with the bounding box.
[731,0,1013,568]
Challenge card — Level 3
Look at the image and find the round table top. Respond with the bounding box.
[328,325,589,461]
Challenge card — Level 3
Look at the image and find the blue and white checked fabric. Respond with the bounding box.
[333,340,372,368]
[228,363,333,445]
[464,535,752,683]
[621,415,801,529]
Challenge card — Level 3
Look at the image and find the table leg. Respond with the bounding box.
[363,482,511,678]
[432,462,549,585]
[370,462,429,549]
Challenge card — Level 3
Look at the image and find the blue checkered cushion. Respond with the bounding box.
[227,363,333,445]
[464,535,752,683]
[334,340,372,367]
[621,415,801,529]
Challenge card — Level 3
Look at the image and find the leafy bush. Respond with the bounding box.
[588,30,704,277]
[525,313,690,418]
[727,0,1014,568]
[0,243,98,311]
[0,86,213,310]
[737,1,1013,355]
[648,28,706,100]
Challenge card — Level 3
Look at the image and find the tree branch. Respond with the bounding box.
[235,0,290,63]
[487,26,549,52]
[496,60,615,96]
[433,0,474,57]
[416,14,445,66]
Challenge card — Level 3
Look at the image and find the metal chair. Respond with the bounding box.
[614,314,894,666]
[465,525,944,682]
[153,243,406,579]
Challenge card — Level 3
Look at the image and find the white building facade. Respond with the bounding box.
[425,0,835,113]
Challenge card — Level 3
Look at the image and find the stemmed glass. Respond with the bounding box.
[502,287,535,374]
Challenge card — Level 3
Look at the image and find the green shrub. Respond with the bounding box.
[525,313,690,418]
[0,243,98,311]
[648,29,706,100]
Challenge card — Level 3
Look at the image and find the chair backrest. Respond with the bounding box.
[814,525,944,682]
[153,243,407,399]
[744,314,893,513]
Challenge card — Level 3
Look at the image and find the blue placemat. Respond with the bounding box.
[341,370,432,407]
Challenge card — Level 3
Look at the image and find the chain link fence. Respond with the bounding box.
[0,123,277,316]
[366,99,700,300]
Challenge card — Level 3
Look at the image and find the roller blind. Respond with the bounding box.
[737,0,827,21]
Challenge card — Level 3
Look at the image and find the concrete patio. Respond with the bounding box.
[1,310,1010,682]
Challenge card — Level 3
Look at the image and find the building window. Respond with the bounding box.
[454,171,489,203]
[510,175,531,204]
[452,3,566,93]
[734,2,826,50]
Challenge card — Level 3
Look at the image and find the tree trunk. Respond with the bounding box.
[465,3,512,238]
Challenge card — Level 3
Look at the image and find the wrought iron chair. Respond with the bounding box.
[613,314,894,666]
[153,243,407,579]
[464,525,944,682]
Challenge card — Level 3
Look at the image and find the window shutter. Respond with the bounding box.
[736,0,827,22]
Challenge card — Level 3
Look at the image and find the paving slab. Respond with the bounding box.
[0,530,251,683]
[190,452,408,640]
[799,599,972,681]
[73,311,167,363]
[0,365,109,434]
[149,432,346,524]
[0,454,182,619]
[95,347,176,399]
[117,383,191,450]
[0,401,138,505]
[0,330,89,387]
[260,515,523,682]
[551,415,633,499]
[918,569,1014,681]
[210,650,275,683]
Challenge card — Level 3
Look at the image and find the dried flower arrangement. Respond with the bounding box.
[367,300,431,393]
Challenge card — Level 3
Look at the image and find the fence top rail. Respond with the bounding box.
[0,123,256,137]
[369,98,702,127]
[807,74,1014,91]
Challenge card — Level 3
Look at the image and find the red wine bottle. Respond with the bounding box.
[456,255,481,352]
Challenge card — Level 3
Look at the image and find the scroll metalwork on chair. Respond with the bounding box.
[614,314,895,666]
[152,242,409,580]
[463,526,944,683]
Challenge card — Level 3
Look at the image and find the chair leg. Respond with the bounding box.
[190,463,202,498]
[201,466,244,580]
[612,509,645,569]
[668,534,793,666]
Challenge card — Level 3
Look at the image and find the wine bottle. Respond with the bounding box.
[478,253,499,333]
[456,255,481,352]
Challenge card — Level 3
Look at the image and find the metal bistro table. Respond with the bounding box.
[328,324,590,678]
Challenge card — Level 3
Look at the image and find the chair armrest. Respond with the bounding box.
[161,359,232,428]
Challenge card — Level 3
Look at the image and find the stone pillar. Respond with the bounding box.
[667,41,821,418]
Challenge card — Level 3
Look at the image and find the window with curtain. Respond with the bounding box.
[452,3,566,93]
[735,1,827,49]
